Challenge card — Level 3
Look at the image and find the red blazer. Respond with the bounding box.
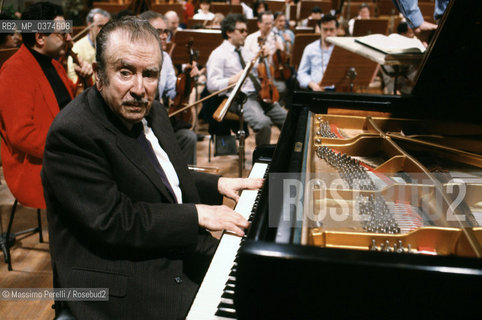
[0,45,74,209]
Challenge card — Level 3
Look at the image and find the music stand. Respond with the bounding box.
[352,18,389,36]
[320,45,379,92]
[170,29,222,66]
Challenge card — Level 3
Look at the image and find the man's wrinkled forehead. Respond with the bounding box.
[104,29,161,62]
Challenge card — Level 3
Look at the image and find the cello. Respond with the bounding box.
[256,37,279,105]
[169,39,198,126]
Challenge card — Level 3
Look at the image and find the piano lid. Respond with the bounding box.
[411,0,482,120]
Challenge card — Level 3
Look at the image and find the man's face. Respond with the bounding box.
[228,21,248,48]
[167,14,179,32]
[275,15,286,30]
[43,16,72,59]
[258,14,274,35]
[200,3,210,12]
[97,30,162,126]
[321,20,337,43]
[149,17,169,51]
[5,32,20,48]
[359,7,370,19]
[89,13,110,45]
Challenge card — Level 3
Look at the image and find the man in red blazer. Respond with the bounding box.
[0,2,92,209]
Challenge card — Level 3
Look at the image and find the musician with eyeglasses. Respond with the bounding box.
[206,14,287,146]
[0,2,93,211]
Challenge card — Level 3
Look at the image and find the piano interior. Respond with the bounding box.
[302,113,482,257]
[235,1,482,319]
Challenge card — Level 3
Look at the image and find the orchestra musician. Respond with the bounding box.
[244,11,287,105]
[297,15,338,92]
[272,11,294,54]
[140,10,198,165]
[231,0,254,19]
[0,1,92,210]
[348,3,371,36]
[165,10,183,40]
[0,13,21,49]
[206,14,287,146]
[42,17,263,319]
[193,0,215,20]
[67,8,111,84]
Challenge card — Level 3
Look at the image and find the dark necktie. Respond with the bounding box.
[235,47,262,92]
[136,124,177,202]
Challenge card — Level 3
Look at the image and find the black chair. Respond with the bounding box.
[199,87,250,162]
[0,200,43,271]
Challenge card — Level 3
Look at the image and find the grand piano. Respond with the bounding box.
[188,0,482,318]
[235,1,482,319]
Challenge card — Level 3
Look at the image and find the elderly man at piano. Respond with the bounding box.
[41,17,262,320]
[297,14,338,92]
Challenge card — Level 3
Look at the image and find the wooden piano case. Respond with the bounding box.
[235,1,482,319]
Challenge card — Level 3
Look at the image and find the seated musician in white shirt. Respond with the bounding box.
[206,13,287,146]
[193,0,215,20]
[244,10,287,104]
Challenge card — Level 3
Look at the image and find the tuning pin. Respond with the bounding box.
[370,239,377,251]
[396,240,404,253]
[384,240,391,252]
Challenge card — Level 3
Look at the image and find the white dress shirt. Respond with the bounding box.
[193,10,215,20]
[244,30,284,61]
[142,119,182,203]
[158,51,177,100]
[206,40,257,94]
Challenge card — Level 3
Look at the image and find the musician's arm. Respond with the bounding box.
[392,0,424,29]
[163,53,177,100]
[297,47,313,89]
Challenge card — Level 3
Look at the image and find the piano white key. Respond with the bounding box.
[186,162,268,320]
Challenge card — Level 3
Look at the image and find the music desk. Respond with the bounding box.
[326,36,425,94]
[326,36,424,66]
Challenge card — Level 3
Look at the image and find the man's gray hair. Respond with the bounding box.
[139,10,167,24]
[95,17,162,85]
[86,8,111,25]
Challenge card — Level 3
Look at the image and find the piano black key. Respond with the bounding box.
[222,291,235,300]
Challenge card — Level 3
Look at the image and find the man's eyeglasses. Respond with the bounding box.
[156,28,172,37]
[234,28,248,34]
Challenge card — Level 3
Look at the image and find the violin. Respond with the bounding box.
[273,48,292,81]
[257,37,279,104]
[170,39,198,126]
[63,40,92,96]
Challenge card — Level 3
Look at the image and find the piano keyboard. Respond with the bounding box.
[186,162,268,320]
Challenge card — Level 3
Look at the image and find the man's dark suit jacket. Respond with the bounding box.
[42,87,221,319]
